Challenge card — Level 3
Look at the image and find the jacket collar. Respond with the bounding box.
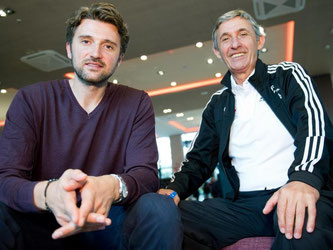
[220,59,268,92]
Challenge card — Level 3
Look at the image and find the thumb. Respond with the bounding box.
[263,191,279,215]
[63,171,87,191]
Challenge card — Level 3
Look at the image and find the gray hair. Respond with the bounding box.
[212,9,265,50]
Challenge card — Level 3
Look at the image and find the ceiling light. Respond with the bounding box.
[207,58,213,64]
[215,72,222,78]
[170,81,177,86]
[195,42,203,48]
[176,113,184,117]
[201,91,208,95]
[64,72,74,79]
[0,89,7,94]
[261,48,268,53]
[112,79,118,84]
[157,70,164,76]
[187,117,194,121]
[140,55,147,61]
[0,8,15,17]
[0,10,6,17]
[325,45,331,50]
[163,108,172,114]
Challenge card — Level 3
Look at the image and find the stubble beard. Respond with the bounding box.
[72,58,118,88]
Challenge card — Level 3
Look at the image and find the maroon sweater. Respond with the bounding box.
[0,80,158,212]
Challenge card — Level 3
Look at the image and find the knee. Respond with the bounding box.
[129,193,181,225]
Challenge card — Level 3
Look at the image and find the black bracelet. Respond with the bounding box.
[44,178,58,212]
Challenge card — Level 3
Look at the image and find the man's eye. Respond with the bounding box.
[81,40,90,44]
[240,33,248,37]
[222,37,229,42]
[105,45,114,50]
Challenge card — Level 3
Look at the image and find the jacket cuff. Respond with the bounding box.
[288,171,323,192]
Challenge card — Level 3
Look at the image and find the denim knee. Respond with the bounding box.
[134,193,180,220]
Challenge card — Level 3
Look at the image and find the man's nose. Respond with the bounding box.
[90,45,102,58]
[230,37,241,48]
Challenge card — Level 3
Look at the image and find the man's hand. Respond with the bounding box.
[33,169,88,226]
[263,181,320,239]
[157,189,180,206]
[52,174,118,239]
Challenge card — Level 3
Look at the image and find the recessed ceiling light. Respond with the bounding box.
[325,44,331,50]
[261,48,268,53]
[195,42,203,48]
[64,72,74,79]
[112,79,118,84]
[207,58,213,64]
[215,72,222,78]
[201,91,209,95]
[140,55,148,61]
[0,10,6,17]
[157,70,164,76]
[187,117,194,121]
[176,113,184,117]
[170,81,177,86]
[0,89,7,94]
[0,8,15,17]
[163,108,172,114]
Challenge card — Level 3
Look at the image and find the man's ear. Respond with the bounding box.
[213,47,222,59]
[257,35,265,51]
[66,42,72,59]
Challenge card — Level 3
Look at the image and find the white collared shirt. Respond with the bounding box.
[228,70,296,191]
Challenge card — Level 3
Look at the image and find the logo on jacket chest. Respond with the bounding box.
[270,85,283,99]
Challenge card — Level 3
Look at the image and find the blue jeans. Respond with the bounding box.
[0,193,183,250]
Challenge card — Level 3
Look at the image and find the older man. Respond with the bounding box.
[159,9,333,250]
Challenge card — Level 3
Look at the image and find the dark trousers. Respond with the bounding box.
[179,189,333,250]
[0,193,183,250]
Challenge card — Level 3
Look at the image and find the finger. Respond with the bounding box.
[173,195,180,206]
[52,222,79,239]
[63,191,80,225]
[284,199,296,239]
[87,212,112,226]
[293,202,305,239]
[157,189,172,196]
[78,189,94,226]
[263,192,278,215]
[62,171,87,191]
[276,193,287,235]
[71,169,88,182]
[306,200,317,233]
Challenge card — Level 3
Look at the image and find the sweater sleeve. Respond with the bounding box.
[167,95,220,199]
[0,90,40,212]
[285,62,330,191]
[118,92,159,204]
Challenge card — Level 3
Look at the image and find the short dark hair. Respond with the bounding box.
[66,2,129,55]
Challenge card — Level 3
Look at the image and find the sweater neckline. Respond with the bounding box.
[64,79,112,118]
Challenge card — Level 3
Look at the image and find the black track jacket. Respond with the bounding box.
[168,59,333,200]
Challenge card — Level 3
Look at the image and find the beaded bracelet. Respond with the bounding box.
[44,178,58,212]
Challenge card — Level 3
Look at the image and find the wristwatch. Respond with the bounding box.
[111,174,128,203]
